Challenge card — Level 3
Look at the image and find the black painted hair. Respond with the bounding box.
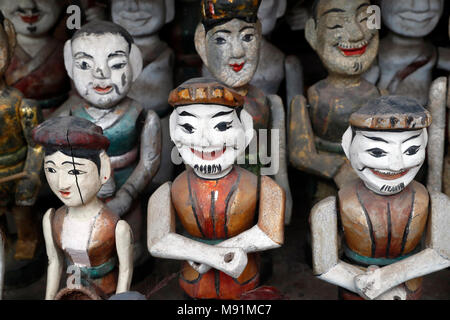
[72,21,134,52]
[203,16,258,34]
[311,0,321,25]
[45,147,102,175]
[0,10,4,26]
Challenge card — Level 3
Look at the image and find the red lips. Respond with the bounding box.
[20,14,40,24]
[94,86,113,94]
[339,45,367,56]
[191,147,226,161]
[230,63,245,72]
[59,191,71,197]
[370,169,410,180]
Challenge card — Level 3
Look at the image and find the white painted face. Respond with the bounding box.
[44,151,103,207]
[201,19,262,88]
[70,33,133,109]
[111,0,170,37]
[343,128,428,195]
[258,0,287,36]
[0,0,61,37]
[381,0,444,38]
[170,104,254,179]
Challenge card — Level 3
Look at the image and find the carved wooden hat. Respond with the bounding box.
[168,78,244,108]
[349,96,432,130]
[32,116,110,151]
[201,0,262,28]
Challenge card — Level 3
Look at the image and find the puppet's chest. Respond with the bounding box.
[171,167,258,240]
[338,180,429,265]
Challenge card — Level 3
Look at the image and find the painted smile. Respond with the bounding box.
[339,44,368,56]
[230,63,245,72]
[19,14,40,24]
[191,146,226,161]
[59,190,71,198]
[370,168,410,180]
[94,86,113,94]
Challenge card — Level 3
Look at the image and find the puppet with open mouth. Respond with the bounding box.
[310,95,450,300]
[147,79,285,300]
[289,0,381,202]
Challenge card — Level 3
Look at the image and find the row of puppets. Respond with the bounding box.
[0,0,448,300]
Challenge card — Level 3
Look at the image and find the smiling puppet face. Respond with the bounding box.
[344,129,427,195]
[111,0,175,37]
[170,103,253,179]
[305,0,379,76]
[0,0,61,37]
[342,95,432,196]
[381,0,443,38]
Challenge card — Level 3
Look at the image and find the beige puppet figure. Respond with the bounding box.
[32,117,133,300]
[195,0,293,224]
[289,0,381,201]
[310,96,450,300]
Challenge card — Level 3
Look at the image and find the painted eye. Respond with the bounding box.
[46,167,56,174]
[360,17,369,23]
[367,148,387,158]
[68,169,86,176]
[404,146,420,156]
[215,37,226,45]
[214,121,233,132]
[180,123,195,134]
[327,25,343,29]
[242,34,254,42]
[111,62,127,70]
[78,61,91,70]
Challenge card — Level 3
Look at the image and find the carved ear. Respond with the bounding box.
[3,18,16,58]
[305,17,318,50]
[276,0,288,18]
[130,44,143,82]
[63,40,74,79]
[194,23,208,67]
[240,109,255,148]
[341,127,353,160]
[99,151,112,186]
[165,0,175,24]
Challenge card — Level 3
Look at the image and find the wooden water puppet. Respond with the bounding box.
[195,0,293,223]
[147,79,285,300]
[310,96,450,300]
[32,116,133,300]
[0,0,71,118]
[0,12,44,271]
[289,0,381,195]
[365,0,450,106]
[57,21,162,263]
[111,0,176,193]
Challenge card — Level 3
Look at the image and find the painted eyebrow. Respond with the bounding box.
[108,51,127,58]
[240,26,255,32]
[45,160,56,165]
[61,161,85,166]
[212,110,234,118]
[357,3,370,11]
[402,133,422,143]
[321,8,346,17]
[363,135,389,143]
[214,29,232,35]
[179,111,197,118]
[74,52,93,59]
